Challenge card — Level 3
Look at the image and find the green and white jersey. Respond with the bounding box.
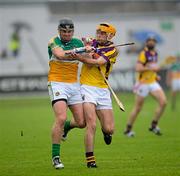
[48,35,84,83]
[170,62,180,72]
[170,62,180,79]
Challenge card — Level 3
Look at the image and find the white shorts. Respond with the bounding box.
[133,81,162,97]
[80,84,112,110]
[171,79,180,91]
[48,82,82,105]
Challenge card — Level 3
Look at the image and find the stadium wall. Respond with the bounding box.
[0,69,168,94]
[0,2,179,94]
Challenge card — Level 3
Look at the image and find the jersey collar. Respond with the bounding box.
[58,35,72,45]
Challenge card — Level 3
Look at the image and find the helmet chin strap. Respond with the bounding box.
[97,40,106,45]
[107,33,115,40]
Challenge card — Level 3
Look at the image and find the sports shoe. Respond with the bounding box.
[87,162,97,168]
[124,130,135,137]
[149,126,162,136]
[52,156,64,169]
[102,131,112,145]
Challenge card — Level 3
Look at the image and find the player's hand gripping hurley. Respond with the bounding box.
[68,42,135,54]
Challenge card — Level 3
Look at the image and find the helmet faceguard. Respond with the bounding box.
[58,19,74,31]
[96,23,116,40]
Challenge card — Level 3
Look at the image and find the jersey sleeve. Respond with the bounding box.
[103,48,118,63]
[138,51,146,64]
[170,64,175,71]
[48,37,59,50]
[105,48,119,63]
[73,38,84,48]
[77,39,84,47]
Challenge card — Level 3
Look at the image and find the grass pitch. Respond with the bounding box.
[0,93,179,176]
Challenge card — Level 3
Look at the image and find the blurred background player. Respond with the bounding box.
[74,23,119,168]
[124,35,167,137]
[48,18,86,169]
[166,54,180,111]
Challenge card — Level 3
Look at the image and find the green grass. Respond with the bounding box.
[0,93,180,176]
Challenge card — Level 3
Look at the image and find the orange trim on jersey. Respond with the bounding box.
[48,61,78,83]
[171,72,180,79]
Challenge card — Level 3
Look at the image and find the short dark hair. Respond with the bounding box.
[146,35,157,43]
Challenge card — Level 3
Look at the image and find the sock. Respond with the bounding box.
[102,129,108,136]
[151,120,158,129]
[64,120,73,132]
[125,124,132,133]
[52,144,60,158]
[86,152,96,165]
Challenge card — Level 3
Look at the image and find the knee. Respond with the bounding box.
[77,120,86,129]
[160,99,167,108]
[55,115,66,127]
[86,122,96,132]
[103,125,114,135]
[135,106,142,113]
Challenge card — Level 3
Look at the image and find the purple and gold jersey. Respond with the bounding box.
[137,48,158,84]
[80,39,119,88]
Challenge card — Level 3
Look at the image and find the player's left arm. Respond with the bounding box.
[75,47,118,66]
[146,62,161,72]
[76,53,107,66]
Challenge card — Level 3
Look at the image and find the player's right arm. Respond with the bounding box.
[136,51,159,72]
[52,47,75,60]
[78,54,106,66]
[48,38,75,60]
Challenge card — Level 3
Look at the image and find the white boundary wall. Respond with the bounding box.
[0,4,179,76]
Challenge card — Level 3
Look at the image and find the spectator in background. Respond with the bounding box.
[9,28,21,58]
[0,48,8,59]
